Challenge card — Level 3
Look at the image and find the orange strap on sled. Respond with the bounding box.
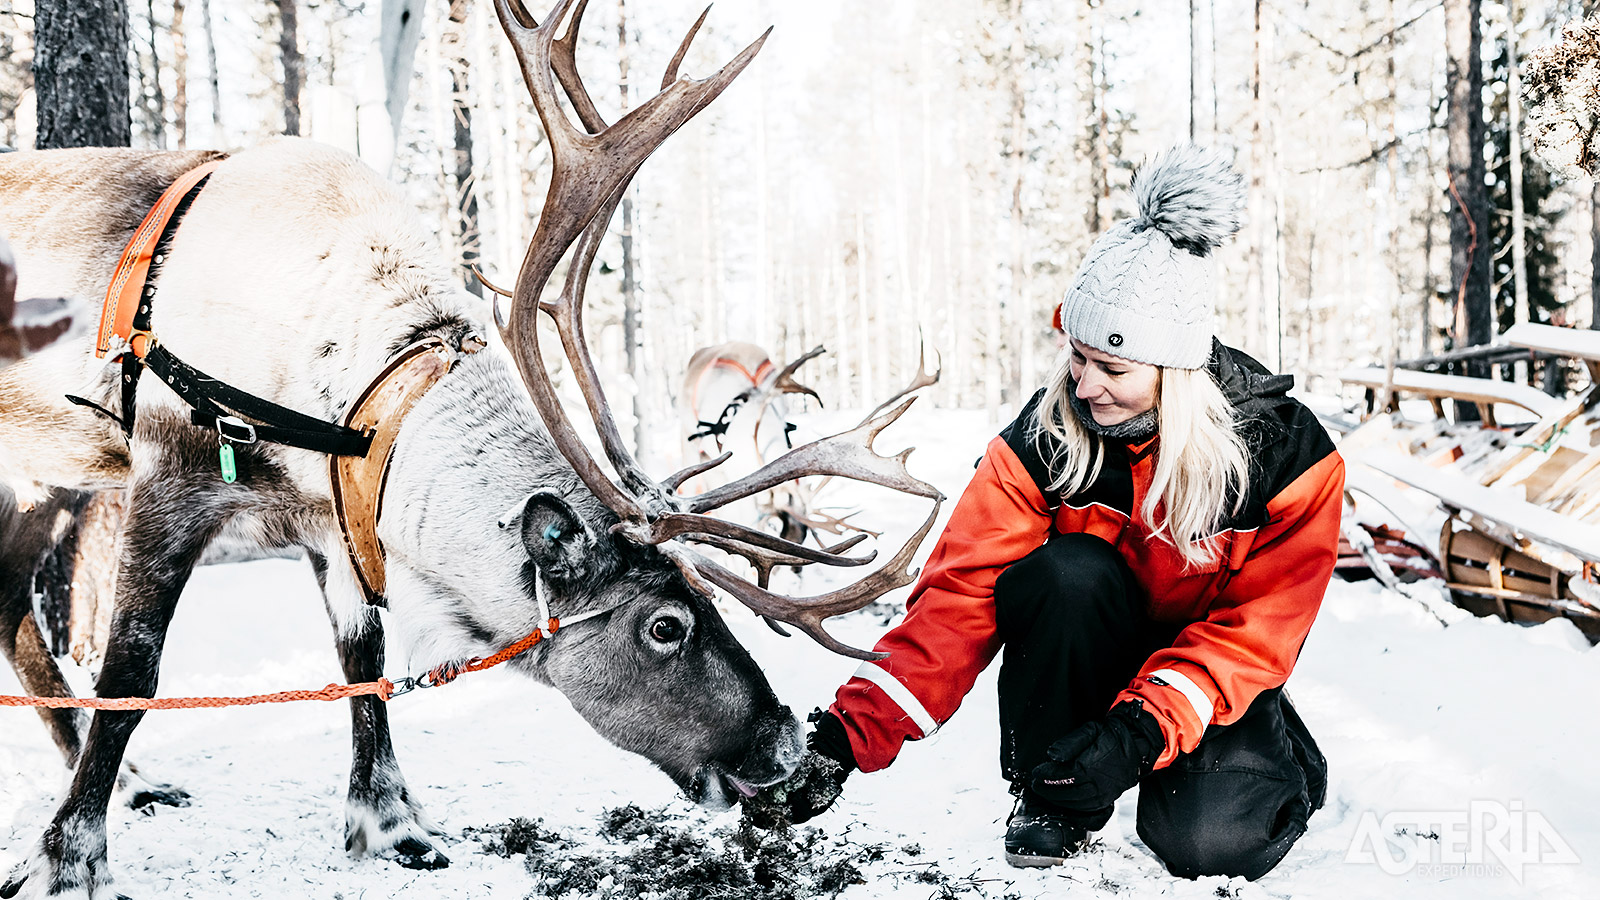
[96,160,223,359]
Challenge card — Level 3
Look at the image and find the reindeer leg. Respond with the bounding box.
[0,491,190,815]
[2,471,225,900]
[308,551,448,871]
[0,492,87,766]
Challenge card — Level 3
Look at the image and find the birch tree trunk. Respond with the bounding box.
[201,0,222,144]
[1073,0,1101,238]
[1444,0,1490,415]
[1189,0,1198,140]
[445,0,480,296]
[172,0,188,148]
[618,0,644,456]
[277,0,302,136]
[1593,184,1600,332]
[1380,0,1401,406]
[1422,79,1440,356]
[1245,0,1266,359]
[145,0,167,149]
[1006,0,1028,403]
[1507,1,1529,380]
[33,0,133,149]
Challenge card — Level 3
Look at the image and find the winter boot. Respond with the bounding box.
[1004,792,1090,868]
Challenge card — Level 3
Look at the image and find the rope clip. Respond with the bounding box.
[385,674,442,699]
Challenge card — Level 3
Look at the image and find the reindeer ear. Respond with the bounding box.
[509,491,595,580]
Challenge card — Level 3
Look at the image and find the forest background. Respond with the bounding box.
[1,0,1589,470]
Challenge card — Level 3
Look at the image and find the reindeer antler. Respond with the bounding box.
[494,1,943,660]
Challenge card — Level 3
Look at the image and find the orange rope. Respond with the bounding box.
[0,680,395,710]
[0,619,558,712]
[421,619,556,687]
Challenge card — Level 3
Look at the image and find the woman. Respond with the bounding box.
[753,145,1345,881]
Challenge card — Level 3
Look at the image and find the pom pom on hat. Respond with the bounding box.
[1056,145,1246,369]
[1132,145,1246,255]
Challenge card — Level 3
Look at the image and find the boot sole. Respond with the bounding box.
[1005,850,1067,868]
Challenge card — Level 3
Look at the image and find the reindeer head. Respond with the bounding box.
[376,0,942,809]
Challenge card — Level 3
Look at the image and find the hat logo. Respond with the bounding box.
[1108,333,1124,347]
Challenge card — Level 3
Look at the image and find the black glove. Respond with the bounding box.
[741,709,855,829]
[1027,700,1164,813]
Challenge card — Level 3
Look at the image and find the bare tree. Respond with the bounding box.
[276,0,302,135]
[444,0,480,295]
[1005,0,1028,404]
[33,0,133,148]
[1587,2,1600,333]
[201,0,222,143]
[143,0,167,148]
[173,0,188,148]
[1444,0,1490,398]
[26,0,134,668]
[618,0,643,455]
[1076,0,1104,236]
[1245,0,1282,367]
[1503,1,1531,383]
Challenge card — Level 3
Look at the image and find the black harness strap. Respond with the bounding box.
[145,344,373,456]
[69,170,373,459]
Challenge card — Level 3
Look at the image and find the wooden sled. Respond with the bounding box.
[1440,520,1600,642]
[1340,329,1600,643]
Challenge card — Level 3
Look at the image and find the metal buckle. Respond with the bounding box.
[386,673,445,699]
[215,415,257,444]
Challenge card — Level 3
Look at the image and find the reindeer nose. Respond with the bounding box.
[774,711,804,774]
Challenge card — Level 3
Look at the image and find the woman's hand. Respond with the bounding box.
[740,750,850,829]
[741,709,856,829]
[1028,700,1164,812]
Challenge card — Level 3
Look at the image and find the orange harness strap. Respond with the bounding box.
[96,160,224,359]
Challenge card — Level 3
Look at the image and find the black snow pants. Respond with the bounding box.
[993,533,1327,881]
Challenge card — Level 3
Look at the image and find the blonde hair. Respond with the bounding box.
[1034,351,1251,569]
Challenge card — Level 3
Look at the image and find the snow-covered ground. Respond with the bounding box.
[2,406,1597,898]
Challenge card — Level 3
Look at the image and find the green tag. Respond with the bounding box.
[219,443,237,483]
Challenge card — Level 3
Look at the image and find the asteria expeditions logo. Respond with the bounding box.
[1345,800,1580,884]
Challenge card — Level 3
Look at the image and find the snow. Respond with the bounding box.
[3,406,1598,899]
[1503,322,1600,362]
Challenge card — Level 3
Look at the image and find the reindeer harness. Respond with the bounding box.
[687,356,798,451]
[79,160,479,608]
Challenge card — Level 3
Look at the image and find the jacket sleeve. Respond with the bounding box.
[829,435,1053,772]
[1117,450,1346,769]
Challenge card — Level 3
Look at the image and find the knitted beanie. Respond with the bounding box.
[1057,144,1246,369]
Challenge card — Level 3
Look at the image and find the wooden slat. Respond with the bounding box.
[1340,366,1563,418]
[1361,450,1600,563]
[1503,322,1600,362]
[1477,385,1597,485]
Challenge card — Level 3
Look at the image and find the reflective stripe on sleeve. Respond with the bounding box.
[852,662,940,738]
[1149,667,1215,731]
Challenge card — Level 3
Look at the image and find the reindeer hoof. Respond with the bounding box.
[118,763,190,813]
[0,841,120,899]
[128,786,191,814]
[392,838,450,870]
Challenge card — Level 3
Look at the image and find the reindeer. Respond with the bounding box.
[681,341,821,544]
[0,2,940,896]
[680,342,938,554]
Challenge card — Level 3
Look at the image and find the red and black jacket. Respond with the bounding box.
[829,343,1345,772]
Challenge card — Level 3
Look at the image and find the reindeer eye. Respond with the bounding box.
[649,616,686,643]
